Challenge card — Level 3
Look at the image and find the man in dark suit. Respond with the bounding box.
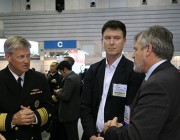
[0,36,54,140]
[54,60,81,140]
[47,62,63,140]
[104,25,180,140]
[80,20,144,140]
[49,57,75,140]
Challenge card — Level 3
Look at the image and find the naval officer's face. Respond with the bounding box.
[6,47,31,76]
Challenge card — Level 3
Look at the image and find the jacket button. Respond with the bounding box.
[15,127,19,131]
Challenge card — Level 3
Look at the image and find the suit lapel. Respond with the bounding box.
[20,70,34,104]
[96,59,106,100]
[130,61,172,116]
[106,56,128,99]
[4,67,22,97]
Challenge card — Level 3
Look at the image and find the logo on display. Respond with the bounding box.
[57,41,63,47]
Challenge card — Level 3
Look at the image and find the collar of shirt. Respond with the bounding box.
[49,72,56,76]
[8,66,25,82]
[145,60,166,81]
[106,54,123,69]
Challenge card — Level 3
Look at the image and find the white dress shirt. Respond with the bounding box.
[96,55,122,132]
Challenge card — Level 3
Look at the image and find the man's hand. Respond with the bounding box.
[12,105,36,125]
[104,117,123,133]
[54,88,63,94]
[0,134,6,140]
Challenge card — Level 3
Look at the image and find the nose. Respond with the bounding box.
[110,38,115,44]
[23,55,30,63]
[132,53,135,59]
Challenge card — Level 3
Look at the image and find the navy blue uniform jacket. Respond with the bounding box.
[0,67,54,140]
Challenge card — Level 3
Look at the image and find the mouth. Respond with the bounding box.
[22,65,29,69]
[108,48,116,51]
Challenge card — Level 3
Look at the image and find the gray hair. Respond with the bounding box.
[4,36,31,54]
[139,25,174,61]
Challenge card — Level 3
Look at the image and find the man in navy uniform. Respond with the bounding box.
[0,35,54,140]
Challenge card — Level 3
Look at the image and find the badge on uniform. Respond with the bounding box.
[112,83,127,97]
[35,100,40,108]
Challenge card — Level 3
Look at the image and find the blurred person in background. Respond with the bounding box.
[48,62,63,140]
[54,60,81,140]
[63,56,75,66]
[47,62,63,94]
[49,57,75,140]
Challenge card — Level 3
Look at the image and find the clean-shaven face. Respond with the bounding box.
[102,28,126,57]
[50,62,57,73]
[6,48,30,76]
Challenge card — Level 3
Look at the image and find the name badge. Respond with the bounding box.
[124,105,130,126]
[112,84,127,97]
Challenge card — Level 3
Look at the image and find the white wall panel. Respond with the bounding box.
[0,6,180,52]
[0,0,12,13]
[110,0,128,8]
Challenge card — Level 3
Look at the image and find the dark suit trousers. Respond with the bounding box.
[58,120,79,140]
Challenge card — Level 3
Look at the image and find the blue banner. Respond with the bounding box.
[44,40,76,49]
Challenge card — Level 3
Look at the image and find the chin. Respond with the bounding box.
[22,68,30,72]
[133,66,141,73]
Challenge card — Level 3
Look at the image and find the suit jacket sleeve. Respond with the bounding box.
[105,82,169,140]
[80,64,99,139]
[56,76,76,102]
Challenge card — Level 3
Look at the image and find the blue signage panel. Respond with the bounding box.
[44,40,76,49]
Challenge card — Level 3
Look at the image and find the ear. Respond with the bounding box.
[64,67,68,72]
[101,37,103,44]
[145,44,153,57]
[5,53,11,62]
[123,37,127,43]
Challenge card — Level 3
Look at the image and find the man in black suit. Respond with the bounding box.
[47,62,63,140]
[80,20,144,140]
[54,60,81,140]
[49,57,75,140]
[104,25,180,140]
[0,36,54,140]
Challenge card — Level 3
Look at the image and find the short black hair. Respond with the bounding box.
[57,60,72,71]
[101,20,126,38]
[64,56,75,66]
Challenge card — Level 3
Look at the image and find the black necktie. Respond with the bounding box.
[17,77,22,88]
